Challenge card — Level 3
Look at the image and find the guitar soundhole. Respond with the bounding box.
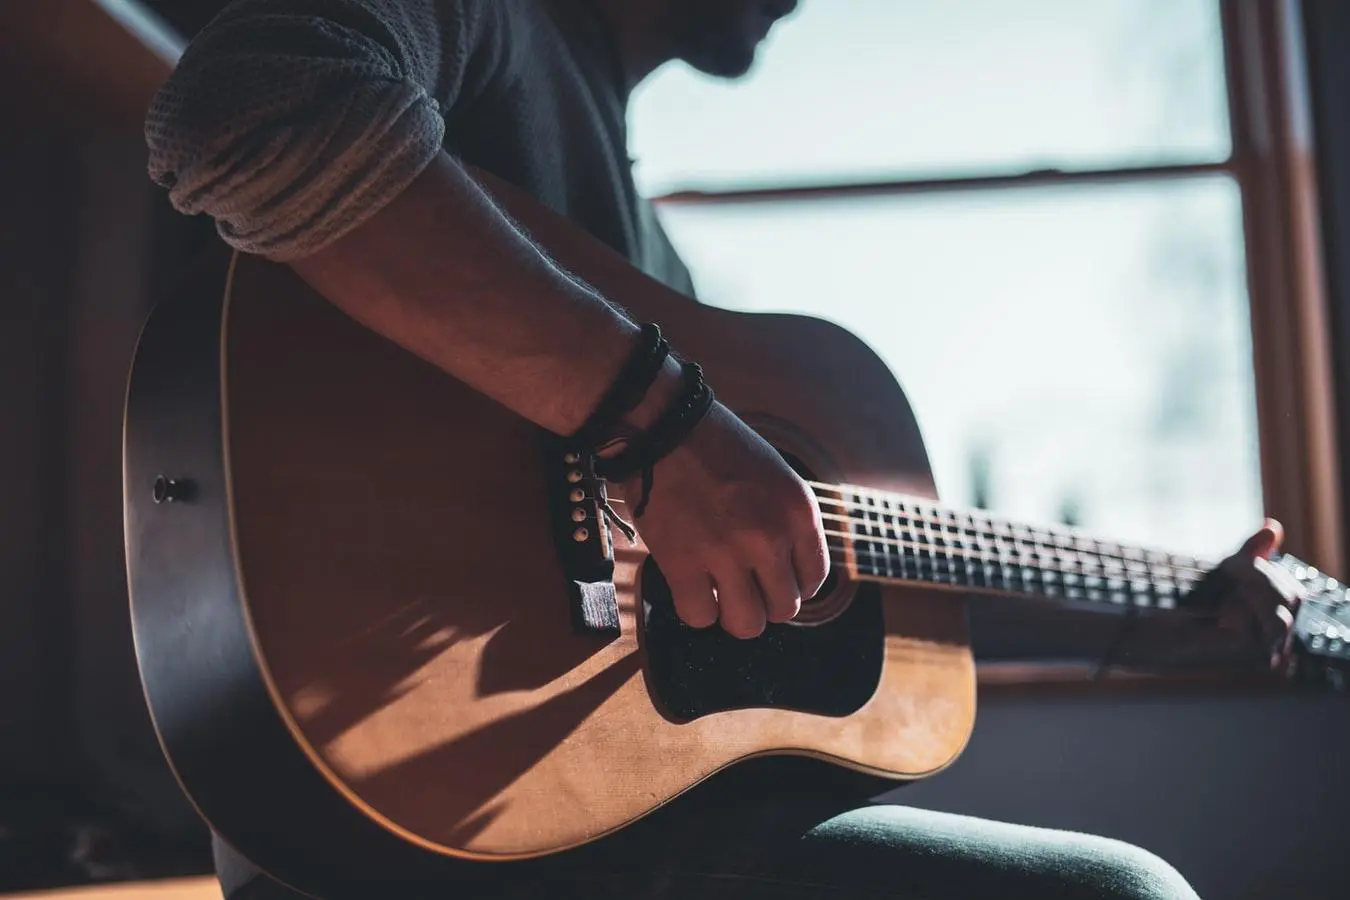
[639,561,885,722]
[777,448,849,625]
[794,567,847,625]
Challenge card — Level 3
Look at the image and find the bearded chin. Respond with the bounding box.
[687,37,758,79]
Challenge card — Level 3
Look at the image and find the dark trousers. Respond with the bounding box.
[215,760,1198,900]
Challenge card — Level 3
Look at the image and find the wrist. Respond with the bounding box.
[591,358,715,517]
[618,356,684,433]
[570,322,669,442]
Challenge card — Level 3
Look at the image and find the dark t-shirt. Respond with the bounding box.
[146,0,695,296]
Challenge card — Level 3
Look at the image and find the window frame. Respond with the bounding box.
[646,0,1341,686]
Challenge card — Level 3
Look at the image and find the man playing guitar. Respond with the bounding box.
[145,1,1302,897]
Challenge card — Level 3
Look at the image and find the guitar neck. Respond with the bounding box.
[811,482,1215,611]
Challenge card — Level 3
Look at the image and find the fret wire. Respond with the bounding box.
[868,493,889,578]
[812,485,1211,578]
[823,543,1198,609]
[818,480,1206,609]
[817,512,1207,578]
[817,498,1206,577]
[821,529,1201,606]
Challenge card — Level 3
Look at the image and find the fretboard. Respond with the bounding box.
[812,482,1213,610]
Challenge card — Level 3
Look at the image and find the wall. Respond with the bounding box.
[0,144,79,786]
[1305,0,1350,572]
[64,138,207,837]
[890,690,1350,900]
[0,134,206,888]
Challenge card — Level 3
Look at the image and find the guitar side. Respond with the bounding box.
[124,192,975,891]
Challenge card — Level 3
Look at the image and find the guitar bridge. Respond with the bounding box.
[540,433,621,637]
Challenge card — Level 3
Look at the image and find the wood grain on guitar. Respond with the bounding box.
[123,174,1346,896]
[221,250,976,854]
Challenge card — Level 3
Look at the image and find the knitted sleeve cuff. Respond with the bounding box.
[154,77,446,261]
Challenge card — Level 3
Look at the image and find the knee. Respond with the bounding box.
[1075,837,1199,900]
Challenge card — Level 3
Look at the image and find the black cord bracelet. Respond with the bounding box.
[573,323,669,446]
[593,361,715,517]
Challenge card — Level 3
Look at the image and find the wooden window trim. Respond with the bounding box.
[653,161,1237,207]
[1223,0,1342,577]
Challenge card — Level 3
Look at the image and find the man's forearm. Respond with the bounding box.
[288,152,680,436]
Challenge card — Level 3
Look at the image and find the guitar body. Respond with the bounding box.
[124,186,975,892]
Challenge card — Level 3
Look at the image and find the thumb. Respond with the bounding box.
[1239,518,1284,560]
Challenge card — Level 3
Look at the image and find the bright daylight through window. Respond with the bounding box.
[629,0,1258,562]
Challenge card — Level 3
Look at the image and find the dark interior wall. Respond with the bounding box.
[64,138,206,836]
[0,144,79,783]
[0,133,202,844]
[888,690,1350,900]
[1304,0,1350,571]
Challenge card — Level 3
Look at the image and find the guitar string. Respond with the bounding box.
[817,532,1202,589]
[819,550,1186,605]
[580,505,1196,581]
[820,548,1194,609]
[575,523,1197,600]
[814,512,1210,577]
[582,480,1212,590]
[810,499,1215,585]
[817,529,1204,575]
[806,480,1208,569]
[821,544,1196,584]
[603,478,1214,573]
[813,497,1199,564]
[814,506,1203,560]
[595,481,1208,572]
[578,510,1208,583]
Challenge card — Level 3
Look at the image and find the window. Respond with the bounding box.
[632,0,1231,192]
[628,0,1338,669]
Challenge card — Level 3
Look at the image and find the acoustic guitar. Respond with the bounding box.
[123,173,1350,892]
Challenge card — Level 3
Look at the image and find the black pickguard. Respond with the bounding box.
[640,561,885,721]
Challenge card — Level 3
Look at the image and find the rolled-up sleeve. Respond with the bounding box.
[146,0,474,260]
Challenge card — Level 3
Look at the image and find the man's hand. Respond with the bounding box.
[1206,519,1307,669]
[618,402,830,640]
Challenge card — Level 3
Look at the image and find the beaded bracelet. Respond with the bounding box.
[592,360,715,517]
[573,322,670,447]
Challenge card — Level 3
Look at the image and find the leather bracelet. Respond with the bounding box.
[593,360,715,517]
[573,323,669,446]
